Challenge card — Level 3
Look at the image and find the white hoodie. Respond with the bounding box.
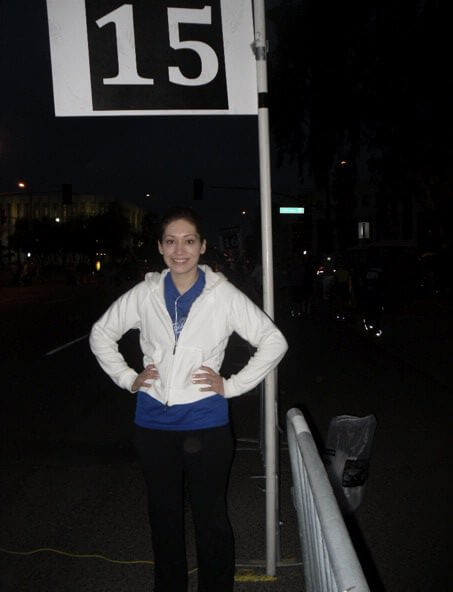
[89,265,287,406]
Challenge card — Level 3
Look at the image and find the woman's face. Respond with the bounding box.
[158,218,206,280]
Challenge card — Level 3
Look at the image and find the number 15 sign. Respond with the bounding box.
[46,0,257,116]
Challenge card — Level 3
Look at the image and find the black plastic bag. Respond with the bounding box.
[323,414,377,513]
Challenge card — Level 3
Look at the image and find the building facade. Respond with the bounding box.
[0,191,145,263]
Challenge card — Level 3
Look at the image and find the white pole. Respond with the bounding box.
[253,0,279,576]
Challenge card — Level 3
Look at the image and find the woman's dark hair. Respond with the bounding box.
[159,207,205,242]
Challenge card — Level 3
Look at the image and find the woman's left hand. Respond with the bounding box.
[192,366,225,395]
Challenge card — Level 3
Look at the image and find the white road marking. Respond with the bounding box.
[45,334,88,356]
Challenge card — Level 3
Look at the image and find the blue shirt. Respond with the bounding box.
[134,269,229,431]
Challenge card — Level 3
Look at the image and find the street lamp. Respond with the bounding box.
[17,180,33,219]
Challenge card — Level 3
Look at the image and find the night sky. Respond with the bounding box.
[0,0,300,234]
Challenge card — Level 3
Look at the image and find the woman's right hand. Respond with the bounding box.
[132,364,159,392]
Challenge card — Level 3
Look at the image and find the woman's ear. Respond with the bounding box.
[158,241,163,255]
[200,240,207,255]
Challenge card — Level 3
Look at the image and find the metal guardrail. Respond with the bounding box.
[286,408,370,592]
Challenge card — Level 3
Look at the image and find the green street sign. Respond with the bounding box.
[279,207,304,214]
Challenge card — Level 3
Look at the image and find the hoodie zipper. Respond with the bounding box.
[153,291,175,406]
[172,295,182,355]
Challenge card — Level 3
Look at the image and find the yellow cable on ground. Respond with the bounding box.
[0,546,154,565]
[0,546,300,581]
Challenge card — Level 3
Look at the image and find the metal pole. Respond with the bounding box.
[253,0,279,576]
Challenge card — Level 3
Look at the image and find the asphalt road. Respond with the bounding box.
[1,280,452,591]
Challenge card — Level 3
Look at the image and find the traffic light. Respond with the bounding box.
[193,178,204,200]
[62,183,72,205]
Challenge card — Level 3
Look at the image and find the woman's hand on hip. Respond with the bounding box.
[192,366,225,395]
[132,364,159,392]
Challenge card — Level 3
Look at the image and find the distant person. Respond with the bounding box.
[333,258,352,320]
[361,259,384,336]
[250,260,263,304]
[320,257,336,302]
[251,260,262,290]
[300,253,315,315]
[288,256,304,317]
[20,260,33,285]
[89,206,287,592]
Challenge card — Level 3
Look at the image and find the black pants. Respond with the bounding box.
[134,424,235,592]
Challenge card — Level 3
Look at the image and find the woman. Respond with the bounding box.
[89,207,287,592]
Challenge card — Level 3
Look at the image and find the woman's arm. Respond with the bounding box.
[89,283,144,392]
[221,287,288,398]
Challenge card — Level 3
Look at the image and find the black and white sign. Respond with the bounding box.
[46,0,257,116]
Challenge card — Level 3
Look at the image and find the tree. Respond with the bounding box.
[9,218,64,262]
[86,204,132,259]
[9,204,135,263]
[133,210,161,267]
[269,0,368,186]
[268,0,452,248]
